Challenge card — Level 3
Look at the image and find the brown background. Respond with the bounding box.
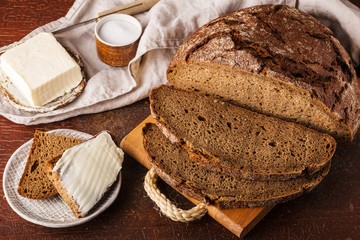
[0,1,359,239]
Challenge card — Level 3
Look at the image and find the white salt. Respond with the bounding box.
[98,19,141,46]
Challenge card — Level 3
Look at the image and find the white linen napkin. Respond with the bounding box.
[0,0,359,125]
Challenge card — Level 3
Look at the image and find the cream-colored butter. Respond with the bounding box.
[0,32,82,107]
[53,131,123,216]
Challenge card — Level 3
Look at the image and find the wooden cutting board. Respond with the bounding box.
[120,115,273,239]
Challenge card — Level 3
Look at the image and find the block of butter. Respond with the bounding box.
[47,131,123,218]
[0,32,83,107]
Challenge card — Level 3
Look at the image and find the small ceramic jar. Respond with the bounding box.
[95,14,142,67]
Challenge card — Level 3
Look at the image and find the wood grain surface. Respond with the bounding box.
[1,1,360,239]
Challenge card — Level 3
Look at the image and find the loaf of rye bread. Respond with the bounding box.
[150,85,336,181]
[143,123,330,208]
[166,4,360,141]
[17,130,83,199]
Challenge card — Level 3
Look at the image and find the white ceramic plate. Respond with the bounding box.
[2,129,122,228]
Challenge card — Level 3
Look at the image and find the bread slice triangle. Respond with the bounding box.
[17,130,83,199]
[45,131,123,218]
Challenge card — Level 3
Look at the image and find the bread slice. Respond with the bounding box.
[150,85,336,181]
[143,123,330,208]
[45,131,123,218]
[46,154,83,217]
[17,130,83,199]
[166,4,360,141]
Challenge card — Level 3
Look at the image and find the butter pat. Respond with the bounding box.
[53,131,123,217]
[0,32,82,107]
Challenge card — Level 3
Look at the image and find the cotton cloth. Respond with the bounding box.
[0,0,359,125]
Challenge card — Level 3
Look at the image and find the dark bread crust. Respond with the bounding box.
[143,123,330,208]
[167,4,360,140]
[150,85,336,181]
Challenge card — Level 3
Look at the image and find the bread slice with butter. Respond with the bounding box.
[17,130,84,199]
[46,131,124,218]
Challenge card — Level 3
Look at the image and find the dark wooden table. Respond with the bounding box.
[1,1,360,239]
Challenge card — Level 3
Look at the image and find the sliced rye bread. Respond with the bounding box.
[46,154,83,218]
[45,131,123,218]
[166,5,360,141]
[143,123,330,208]
[149,85,336,181]
[17,130,83,199]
